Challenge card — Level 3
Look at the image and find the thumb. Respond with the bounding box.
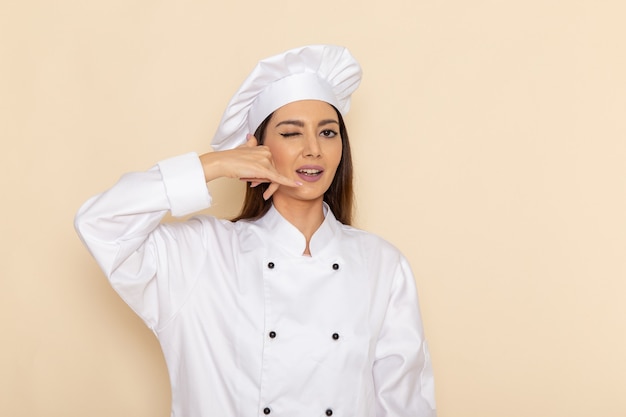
[242,133,258,147]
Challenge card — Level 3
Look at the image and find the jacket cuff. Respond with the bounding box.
[157,152,212,217]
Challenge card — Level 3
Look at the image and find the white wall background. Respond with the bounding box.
[2,1,625,416]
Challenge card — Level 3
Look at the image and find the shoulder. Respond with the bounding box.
[336,222,406,263]
[150,215,267,259]
[155,214,240,243]
[334,223,417,299]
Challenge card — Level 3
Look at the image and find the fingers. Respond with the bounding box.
[242,133,258,147]
[242,180,277,200]
[268,173,302,188]
[263,183,280,201]
[241,178,264,188]
[240,175,302,201]
[237,133,302,200]
[240,174,301,188]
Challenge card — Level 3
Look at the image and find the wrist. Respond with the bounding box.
[199,151,226,183]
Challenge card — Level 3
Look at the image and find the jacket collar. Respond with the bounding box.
[254,202,340,257]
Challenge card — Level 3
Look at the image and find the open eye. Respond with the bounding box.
[320,129,338,138]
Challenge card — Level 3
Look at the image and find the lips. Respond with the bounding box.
[297,168,322,175]
[296,165,324,182]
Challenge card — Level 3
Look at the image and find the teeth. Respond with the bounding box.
[298,169,321,175]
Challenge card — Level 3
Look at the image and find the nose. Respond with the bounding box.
[303,132,321,158]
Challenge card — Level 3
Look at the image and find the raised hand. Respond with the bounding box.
[199,134,301,200]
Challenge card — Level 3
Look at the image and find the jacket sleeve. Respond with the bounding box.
[373,256,437,417]
[74,152,213,330]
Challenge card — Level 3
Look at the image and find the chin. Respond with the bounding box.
[276,189,326,204]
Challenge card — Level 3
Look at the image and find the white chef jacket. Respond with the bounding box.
[75,152,436,417]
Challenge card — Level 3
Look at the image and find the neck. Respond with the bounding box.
[272,196,325,254]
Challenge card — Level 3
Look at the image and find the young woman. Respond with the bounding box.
[75,45,436,417]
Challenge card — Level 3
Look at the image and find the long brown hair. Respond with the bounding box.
[232,105,354,225]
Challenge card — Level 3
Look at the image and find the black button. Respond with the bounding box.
[332,333,339,340]
[267,262,275,269]
[326,409,333,416]
[269,331,276,339]
[332,263,339,270]
[264,407,271,415]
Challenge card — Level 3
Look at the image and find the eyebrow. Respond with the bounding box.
[275,119,339,128]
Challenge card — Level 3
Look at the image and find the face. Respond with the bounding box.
[263,100,343,205]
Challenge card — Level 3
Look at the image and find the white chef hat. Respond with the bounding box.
[211,44,362,151]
